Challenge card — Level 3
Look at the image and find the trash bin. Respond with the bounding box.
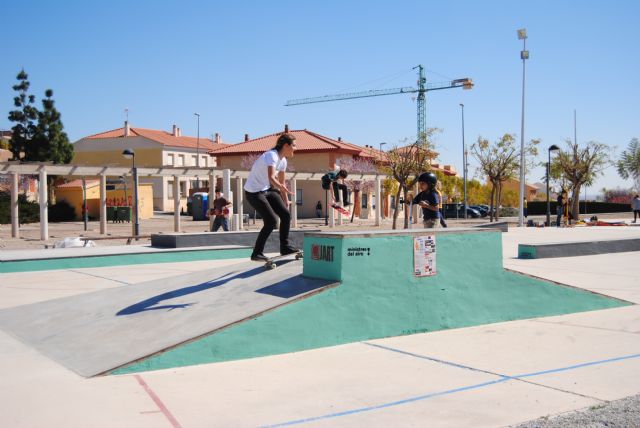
[191,192,209,221]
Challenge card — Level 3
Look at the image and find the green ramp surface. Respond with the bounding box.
[114,228,628,374]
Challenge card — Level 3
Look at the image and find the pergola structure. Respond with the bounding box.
[1,162,386,241]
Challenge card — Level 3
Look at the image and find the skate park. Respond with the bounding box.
[0,222,639,427]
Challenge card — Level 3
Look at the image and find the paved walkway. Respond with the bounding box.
[0,226,638,427]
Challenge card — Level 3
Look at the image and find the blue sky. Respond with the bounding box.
[1,0,638,195]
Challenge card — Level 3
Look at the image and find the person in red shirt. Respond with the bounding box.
[211,189,232,232]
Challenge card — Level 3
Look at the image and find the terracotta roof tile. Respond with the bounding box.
[85,127,228,151]
[56,179,100,189]
[209,129,377,158]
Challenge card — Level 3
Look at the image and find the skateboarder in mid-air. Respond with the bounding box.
[408,172,440,228]
[321,169,351,207]
[244,133,299,262]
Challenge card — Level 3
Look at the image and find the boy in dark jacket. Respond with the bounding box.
[411,172,440,228]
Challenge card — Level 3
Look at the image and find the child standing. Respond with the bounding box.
[410,172,440,228]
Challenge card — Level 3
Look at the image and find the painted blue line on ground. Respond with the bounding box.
[513,353,640,379]
[262,351,640,427]
[261,378,510,428]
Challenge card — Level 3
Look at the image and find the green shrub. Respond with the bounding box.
[0,191,40,224]
[48,200,76,222]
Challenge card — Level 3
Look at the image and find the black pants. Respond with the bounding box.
[332,182,349,204]
[245,189,291,255]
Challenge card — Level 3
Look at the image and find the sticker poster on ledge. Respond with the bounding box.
[413,235,436,277]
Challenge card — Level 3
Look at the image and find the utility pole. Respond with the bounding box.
[460,103,467,219]
[517,28,529,227]
[194,113,200,189]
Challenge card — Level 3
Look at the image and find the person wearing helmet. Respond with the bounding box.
[410,172,440,228]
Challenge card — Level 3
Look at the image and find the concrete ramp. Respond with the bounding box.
[113,227,628,375]
[518,237,640,259]
[0,260,336,377]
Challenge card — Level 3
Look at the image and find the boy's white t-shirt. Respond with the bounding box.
[244,150,287,192]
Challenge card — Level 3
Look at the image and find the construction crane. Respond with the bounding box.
[285,65,473,143]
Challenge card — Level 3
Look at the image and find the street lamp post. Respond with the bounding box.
[546,144,560,226]
[194,113,200,189]
[379,142,387,219]
[517,28,529,227]
[460,103,467,219]
[122,149,140,238]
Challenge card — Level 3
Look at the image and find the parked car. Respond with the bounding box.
[442,204,482,219]
[470,205,489,217]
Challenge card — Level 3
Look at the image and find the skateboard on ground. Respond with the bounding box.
[264,251,303,270]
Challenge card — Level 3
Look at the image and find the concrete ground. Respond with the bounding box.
[0,210,634,250]
[0,226,638,427]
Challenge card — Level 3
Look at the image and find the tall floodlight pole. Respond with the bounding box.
[194,113,200,189]
[517,28,529,227]
[379,142,386,153]
[546,144,560,226]
[460,103,467,219]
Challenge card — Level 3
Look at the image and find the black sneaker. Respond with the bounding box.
[251,253,269,262]
[280,246,300,256]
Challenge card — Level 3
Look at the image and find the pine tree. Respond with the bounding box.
[32,89,73,163]
[7,69,39,161]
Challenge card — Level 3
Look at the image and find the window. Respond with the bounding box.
[180,181,187,197]
[202,156,209,167]
[178,155,185,166]
[167,181,174,199]
[191,155,197,166]
[167,154,175,166]
[362,193,368,208]
[296,189,303,205]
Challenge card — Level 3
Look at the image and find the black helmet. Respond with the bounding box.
[418,172,437,186]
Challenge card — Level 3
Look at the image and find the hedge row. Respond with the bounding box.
[526,201,631,215]
[0,192,77,224]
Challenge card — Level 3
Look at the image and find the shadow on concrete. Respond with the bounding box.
[116,267,264,316]
[255,274,328,298]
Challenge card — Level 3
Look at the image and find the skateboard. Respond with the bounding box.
[330,201,351,216]
[264,251,303,270]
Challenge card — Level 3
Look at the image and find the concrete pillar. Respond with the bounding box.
[173,177,181,232]
[233,213,240,231]
[38,168,48,240]
[375,178,382,227]
[236,177,244,230]
[99,174,107,235]
[329,202,335,227]
[222,169,231,199]
[291,178,298,228]
[208,170,216,210]
[10,172,19,238]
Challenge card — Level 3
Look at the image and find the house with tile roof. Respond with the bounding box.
[210,125,389,219]
[73,122,228,211]
[209,125,459,219]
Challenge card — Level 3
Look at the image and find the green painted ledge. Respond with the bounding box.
[0,248,252,273]
[113,230,629,375]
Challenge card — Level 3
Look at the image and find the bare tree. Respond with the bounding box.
[338,156,378,222]
[553,139,610,218]
[471,134,538,221]
[383,129,439,229]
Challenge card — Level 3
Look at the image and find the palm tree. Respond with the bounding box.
[616,138,640,193]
